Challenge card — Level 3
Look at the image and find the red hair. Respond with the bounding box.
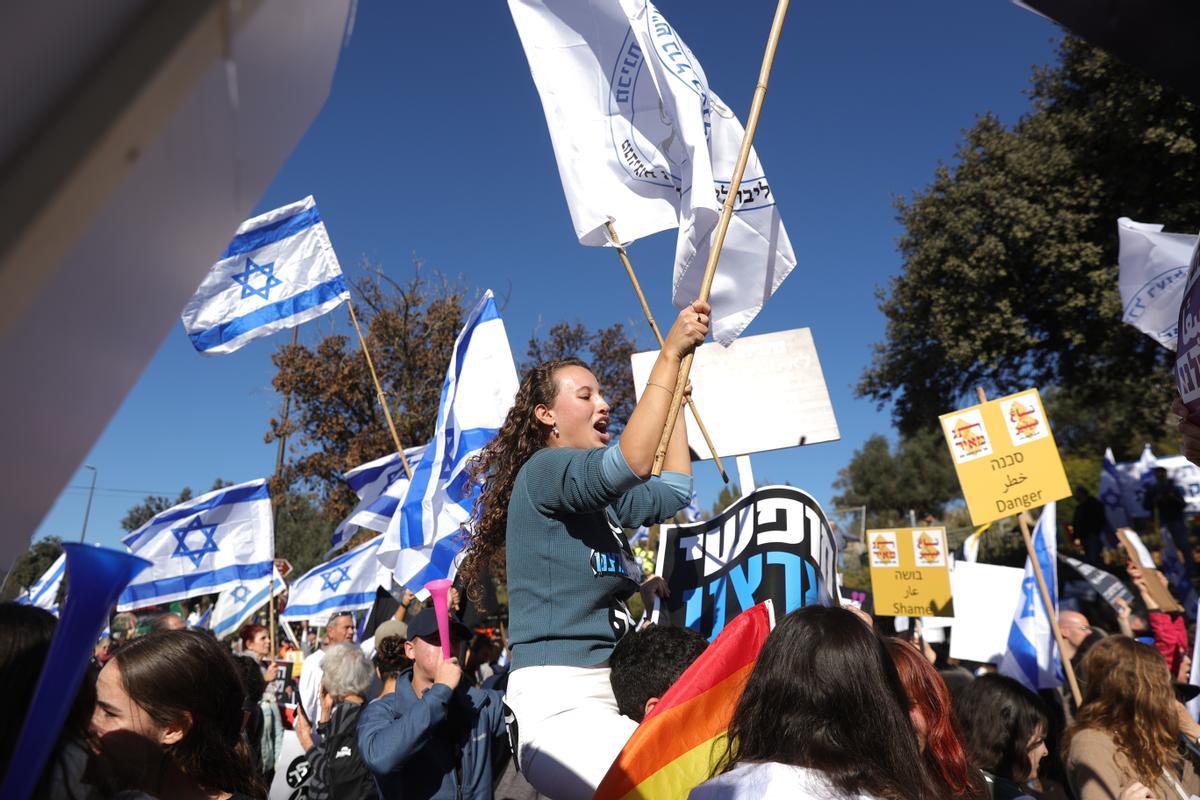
[886,638,978,798]
[239,623,267,649]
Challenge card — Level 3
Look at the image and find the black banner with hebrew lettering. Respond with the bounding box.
[654,486,838,640]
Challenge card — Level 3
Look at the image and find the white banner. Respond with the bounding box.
[509,0,796,345]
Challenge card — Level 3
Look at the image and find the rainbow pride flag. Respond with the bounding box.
[594,602,775,800]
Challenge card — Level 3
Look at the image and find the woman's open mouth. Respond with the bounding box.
[594,418,610,444]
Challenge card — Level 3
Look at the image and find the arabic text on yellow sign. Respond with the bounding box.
[939,388,1070,526]
[866,526,953,617]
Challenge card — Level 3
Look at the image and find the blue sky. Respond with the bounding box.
[34,1,1060,550]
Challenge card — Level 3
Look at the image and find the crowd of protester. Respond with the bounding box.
[6,337,1200,799]
[5,532,1200,799]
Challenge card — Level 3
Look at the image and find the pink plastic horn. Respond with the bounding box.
[424,578,454,659]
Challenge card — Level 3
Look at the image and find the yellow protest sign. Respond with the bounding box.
[866,527,953,617]
[939,388,1070,525]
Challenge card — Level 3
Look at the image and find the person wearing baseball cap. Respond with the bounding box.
[357,607,507,800]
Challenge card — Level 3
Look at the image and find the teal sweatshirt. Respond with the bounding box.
[506,446,690,670]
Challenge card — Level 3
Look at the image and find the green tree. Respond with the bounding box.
[2,536,64,602]
[832,431,960,528]
[274,491,333,578]
[858,37,1200,458]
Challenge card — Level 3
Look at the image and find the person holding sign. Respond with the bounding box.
[458,303,707,799]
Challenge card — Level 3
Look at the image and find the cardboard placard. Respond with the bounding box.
[630,328,839,460]
[866,527,953,617]
[1116,528,1184,612]
[948,561,1026,664]
[939,388,1071,525]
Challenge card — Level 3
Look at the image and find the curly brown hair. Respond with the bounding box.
[458,358,588,600]
[1065,635,1181,786]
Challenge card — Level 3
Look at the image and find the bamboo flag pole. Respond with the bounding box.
[1018,512,1083,706]
[652,0,791,476]
[605,221,729,484]
[346,299,413,480]
[977,387,1082,706]
[267,325,300,661]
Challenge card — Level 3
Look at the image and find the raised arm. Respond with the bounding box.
[620,301,709,478]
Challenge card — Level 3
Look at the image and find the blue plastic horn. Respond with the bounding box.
[0,543,149,800]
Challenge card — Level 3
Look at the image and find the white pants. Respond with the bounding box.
[506,665,638,800]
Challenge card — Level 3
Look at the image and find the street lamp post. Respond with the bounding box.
[80,465,97,544]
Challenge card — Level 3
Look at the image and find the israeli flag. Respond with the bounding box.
[1098,447,1130,531]
[117,479,274,611]
[211,567,287,639]
[378,290,519,596]
[998,503,1062,690]
[1117,217,1198,351]
[684,491,701,523]
[181,196,350,355]
[280,535,389,621]
[329,444,427,554]
[16,552,66,614]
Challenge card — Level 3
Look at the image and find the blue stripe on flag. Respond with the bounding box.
[221,205,322,259]
[29,561,66,606]
[189,275,348,353]
[403,534,467,592]
[1006,621,1040,688]
[123,482,271,548]
[120,561,273,605]
[281,591,380,619]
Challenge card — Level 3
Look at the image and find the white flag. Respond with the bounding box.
[378,291,518,597]
[280,535,390,622]
[509,0,796,345]
[181,196,350,355]
[329,444,427,554]
[998,503,1061,690]
[16,552,66,614]
[1117,217,1199,351]
[211,567,287,640]
[118,479,274,610]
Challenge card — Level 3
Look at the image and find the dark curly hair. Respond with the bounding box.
[458,358,588,599]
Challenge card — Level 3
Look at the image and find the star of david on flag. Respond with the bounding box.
[998,502,1063,691]
[118,479,274,611]
[281,534,390,622]
[171,517,220,567]
[181,195,351,355]
[210,566,288,639]
[230,257,282,301]
[320,566,351,592]
[378,290,519,598]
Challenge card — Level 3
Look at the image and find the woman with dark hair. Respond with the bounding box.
[1065,635,1200,800]
[0,603,98,799]
[90,629,265,799]
[458,302,709,799]
[954,674,1050,800]
[690,606,937,800]
[885,638,982,799]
